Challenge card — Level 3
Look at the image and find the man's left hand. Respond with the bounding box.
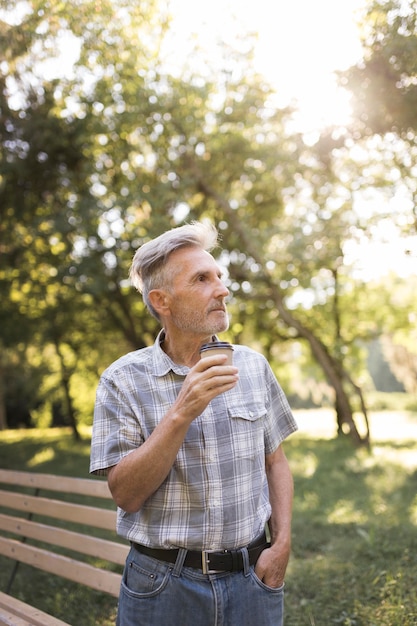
[253,543,290,588]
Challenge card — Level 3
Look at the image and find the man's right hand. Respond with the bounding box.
[173,354,239,424]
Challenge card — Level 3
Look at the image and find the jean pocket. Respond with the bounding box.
[250,569,285,594]
[122,552,172,598]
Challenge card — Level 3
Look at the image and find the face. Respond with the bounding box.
[160,246,230,337]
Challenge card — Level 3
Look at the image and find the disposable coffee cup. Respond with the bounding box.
[199,342,234,365]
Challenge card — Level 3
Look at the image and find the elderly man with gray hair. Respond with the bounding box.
[90,221,297,625]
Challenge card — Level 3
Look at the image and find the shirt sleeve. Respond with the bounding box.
[89,373,144,476]
[263,358,298,455]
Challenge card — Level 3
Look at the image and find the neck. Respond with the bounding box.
[161,331,214,367]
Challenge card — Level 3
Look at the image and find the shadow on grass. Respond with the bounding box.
[1,428,416,625]
[0,562,118,626]
[285,435,417,626]
[0,428,92,477]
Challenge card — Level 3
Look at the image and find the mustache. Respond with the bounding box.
[208,301,227,312]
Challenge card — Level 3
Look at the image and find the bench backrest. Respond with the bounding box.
[0,469,129,598]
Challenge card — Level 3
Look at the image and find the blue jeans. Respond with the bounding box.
[116,545,284,626]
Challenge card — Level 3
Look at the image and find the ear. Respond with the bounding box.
[148,289,171,317]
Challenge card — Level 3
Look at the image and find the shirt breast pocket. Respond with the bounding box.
[228,403,266,461]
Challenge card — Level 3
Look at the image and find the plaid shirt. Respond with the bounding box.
[90,331,298,550]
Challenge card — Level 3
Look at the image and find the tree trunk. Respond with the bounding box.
[61,367,81,441]
[0,367,7,430]
[273,293,370,447]
[54,341,81,441]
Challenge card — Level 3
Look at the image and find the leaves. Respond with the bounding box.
[0,0,415,440]
[341,0,417,136]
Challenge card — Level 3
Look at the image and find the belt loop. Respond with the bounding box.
[231,549,240,572]
[172,548,187,577]
[241,547,250,577]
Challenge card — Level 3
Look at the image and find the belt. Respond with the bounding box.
[132,531,269,574]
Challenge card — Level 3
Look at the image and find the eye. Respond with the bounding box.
[197,274,207,282]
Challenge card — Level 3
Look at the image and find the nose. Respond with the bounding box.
[215,276,229,299]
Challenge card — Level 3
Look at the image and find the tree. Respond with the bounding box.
[0,0,163,433]
[2,0,415,447]
[338,0,417,396]
[123,58,374,444]
[341,0,417,137]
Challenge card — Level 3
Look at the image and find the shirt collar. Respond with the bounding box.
[151,329,220,377]
[152,329,191,377]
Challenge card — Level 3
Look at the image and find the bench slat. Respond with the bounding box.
[0,537,122,597]
[0,469,124,624]
[0,490,116,531]
[0,592,69,626]
[0,470,111,499]
[0,514,129,565]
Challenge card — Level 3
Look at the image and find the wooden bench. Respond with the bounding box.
[0,469,129,626]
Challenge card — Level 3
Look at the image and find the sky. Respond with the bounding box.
[164,0,417,279]
[165,0,366,132]
[13,0,366,132]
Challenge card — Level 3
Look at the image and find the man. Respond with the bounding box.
[90,221,298,625]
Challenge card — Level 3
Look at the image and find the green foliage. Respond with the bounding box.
[341,0,417,136]
[367,391,416,412]
[0,0,416,439]
[0,0,164,428]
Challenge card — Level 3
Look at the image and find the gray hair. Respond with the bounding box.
[129,221,219,320]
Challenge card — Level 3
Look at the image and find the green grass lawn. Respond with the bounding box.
[0,413,416,626]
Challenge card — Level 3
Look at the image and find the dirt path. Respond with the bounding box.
[293,409,417,469]
[294,408,416,442]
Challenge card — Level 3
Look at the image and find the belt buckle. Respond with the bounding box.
[201,549,222,574]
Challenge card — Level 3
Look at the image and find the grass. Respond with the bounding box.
[0,413,416,625]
